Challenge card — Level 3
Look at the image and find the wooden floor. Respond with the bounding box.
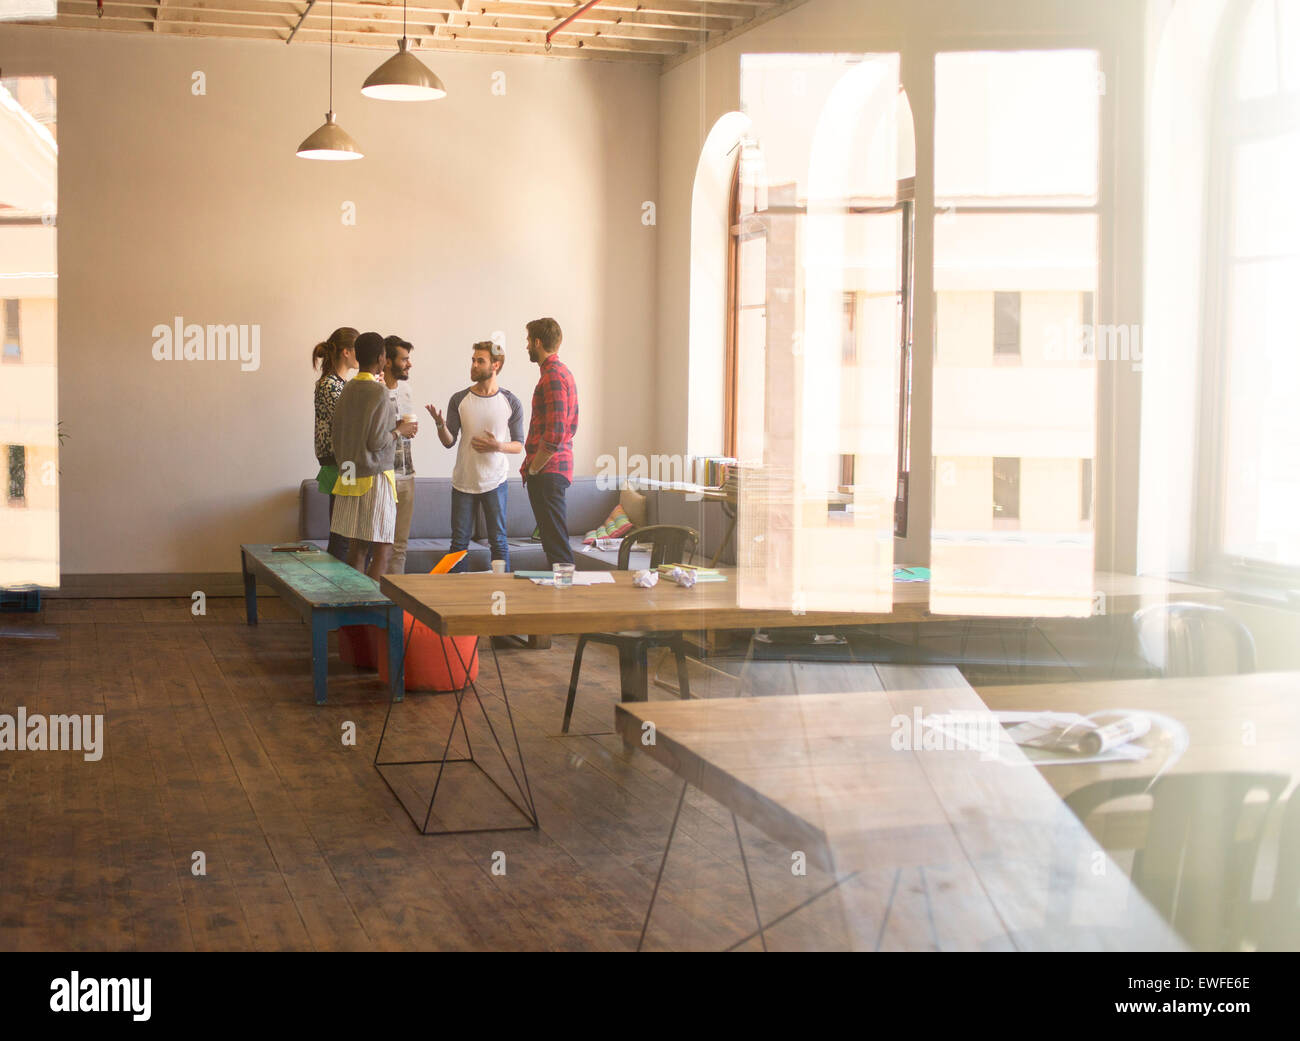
[0,597,989,952]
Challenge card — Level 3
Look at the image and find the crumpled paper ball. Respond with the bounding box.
[633,569,659,588]
[665,567,696,588]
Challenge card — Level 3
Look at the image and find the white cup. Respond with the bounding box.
[491,560,506,575]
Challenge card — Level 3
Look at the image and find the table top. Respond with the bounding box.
[380,567,1220,638]
[976,671,1300,798]
[615,686,1186,951]
[242,544,390,609]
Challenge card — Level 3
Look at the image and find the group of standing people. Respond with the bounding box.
[311,318,579,581]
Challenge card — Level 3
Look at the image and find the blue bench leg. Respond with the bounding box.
[242,552,258,626]
[387,606,405,703]
[312,613,330,705]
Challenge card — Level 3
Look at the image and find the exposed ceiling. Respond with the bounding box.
[33,0,796,66]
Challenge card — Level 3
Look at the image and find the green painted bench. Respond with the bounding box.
[240,544,404,705]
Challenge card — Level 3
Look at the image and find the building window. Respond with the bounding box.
[1202,0,1300,576]
[993,291,1021,357]
[842,292,858,363]
[2,300,18,361]
[993,456,1020,524]
[7,445,25,506]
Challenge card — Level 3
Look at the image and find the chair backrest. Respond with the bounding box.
[1066,771,1288,949]
[617,525,698,571]
[1256,788,1300,951]
[1132,603,1257,677]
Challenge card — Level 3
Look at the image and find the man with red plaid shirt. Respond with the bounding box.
[521,317,579,566]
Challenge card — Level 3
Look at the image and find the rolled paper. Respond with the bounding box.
[633,569,659,588]
[1078,714,1151,755]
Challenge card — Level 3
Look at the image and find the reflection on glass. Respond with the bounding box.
[932,51,1100,617]
[0,76,58,588]
[935,50,1100,207]
[1221,132,1300,566]
[931,208,1098,615]
[734,54,905,613]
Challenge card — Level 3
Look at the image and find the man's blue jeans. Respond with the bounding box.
[449,483,510,572]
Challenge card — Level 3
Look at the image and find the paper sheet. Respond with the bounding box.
[529,572,616,586]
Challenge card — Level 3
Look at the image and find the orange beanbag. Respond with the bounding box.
[378,617,480,692]
[340,551,478,689]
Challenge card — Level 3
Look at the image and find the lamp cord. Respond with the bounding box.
[329,0,334,111]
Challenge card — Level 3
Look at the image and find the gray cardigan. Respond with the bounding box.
[330,376,397,479]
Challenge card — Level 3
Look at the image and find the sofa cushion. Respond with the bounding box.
[409,479,457,539]
[299,479,331,540]
[583,504,634,544]
[620,484,648,528]
[565,476,624,536]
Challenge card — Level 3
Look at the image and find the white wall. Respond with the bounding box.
[0,25,658,574]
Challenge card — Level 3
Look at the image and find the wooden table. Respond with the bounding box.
[372,567,1219,839]
[615,686,1187,951]
[241,544,404,705]
[383,568,1219,706]
[381,568,1218,639]
[977,672,1300,793]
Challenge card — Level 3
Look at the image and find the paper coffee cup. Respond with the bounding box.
[491,560,506,575]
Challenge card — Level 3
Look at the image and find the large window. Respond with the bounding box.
[0,76,58,587]
[931,50,1102,616]
[729,54,912,611]
[1203,0,1300,577]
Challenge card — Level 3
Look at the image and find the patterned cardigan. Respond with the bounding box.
[314,372,346,465]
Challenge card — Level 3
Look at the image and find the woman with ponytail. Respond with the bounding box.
[313,327,358,560]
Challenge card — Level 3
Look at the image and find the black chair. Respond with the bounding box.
[1132,603,1257,677]
[561,525,698,734]
[1065,771,1288,950]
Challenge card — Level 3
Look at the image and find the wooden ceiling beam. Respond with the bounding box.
[51,9,685,54]
[61,0,699,45]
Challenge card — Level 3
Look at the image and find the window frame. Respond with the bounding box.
[725,165,916,536]
[1196,0,1300,587]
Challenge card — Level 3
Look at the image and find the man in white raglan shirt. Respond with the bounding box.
[383,335,418,575]
[426,340,525,572]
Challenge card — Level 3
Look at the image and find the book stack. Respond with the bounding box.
[691,456,737,489]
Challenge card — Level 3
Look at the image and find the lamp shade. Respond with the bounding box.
[296,111,364,161]
[362,39,447,101]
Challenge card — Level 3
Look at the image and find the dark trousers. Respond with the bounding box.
[525,471,573,566]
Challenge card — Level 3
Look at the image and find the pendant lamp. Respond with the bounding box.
[297,0,363,160]
[361,0,446,101]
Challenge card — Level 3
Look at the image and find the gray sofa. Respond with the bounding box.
[297,476,738,574]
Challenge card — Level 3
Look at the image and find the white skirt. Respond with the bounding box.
[330,477,397,544]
